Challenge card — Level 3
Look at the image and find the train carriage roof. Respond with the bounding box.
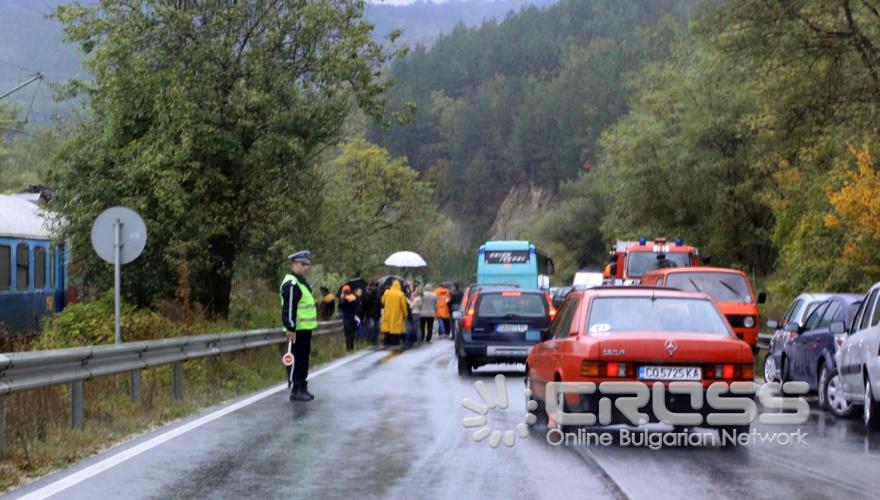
[0,195,52,240]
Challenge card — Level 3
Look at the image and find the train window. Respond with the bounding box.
[50,245,56,288]
[16,243,29,290]
[35,246,46,289]
[0,245,9,290]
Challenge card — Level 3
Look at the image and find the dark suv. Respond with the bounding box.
[455,287,554,376]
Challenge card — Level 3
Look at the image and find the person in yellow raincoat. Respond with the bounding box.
[381,280,408,346]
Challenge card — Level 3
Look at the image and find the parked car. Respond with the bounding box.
[640,267,766,352]
[770,294,862,412]
[765,293,835,383]
[455,287,555,376]
[526,286,753,436]
[833,283,880,429]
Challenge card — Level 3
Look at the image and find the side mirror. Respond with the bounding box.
[784,322,799,333]
[452,311,462,320]
[830,321,845,334]
[757,292,767,304]
[767,320,779,330]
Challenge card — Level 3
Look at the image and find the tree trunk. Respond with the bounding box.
[208,234,236,319]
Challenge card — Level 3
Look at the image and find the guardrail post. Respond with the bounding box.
[130,369,142,403]
[71,381,84,428]
[172,362,183,400]
[0,395,6,456]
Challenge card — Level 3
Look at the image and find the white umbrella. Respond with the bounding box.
[384,251,427,268]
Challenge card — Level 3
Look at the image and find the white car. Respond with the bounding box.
[834,282,880,430]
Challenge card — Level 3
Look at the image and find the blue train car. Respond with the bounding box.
[0,194,67,333]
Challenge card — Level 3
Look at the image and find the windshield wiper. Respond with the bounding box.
[688,277,702,292]
[719,279,741,296]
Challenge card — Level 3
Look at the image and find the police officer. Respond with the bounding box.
[281,250,318,402]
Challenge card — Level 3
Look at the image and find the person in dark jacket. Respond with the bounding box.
[361,285,381,345]
[318,286,336,321]
[449,283,464,339]
[339,284,360,351]
[281,250,318,402]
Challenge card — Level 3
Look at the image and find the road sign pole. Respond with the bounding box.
[114,219,123,344]
[91,207,147,344]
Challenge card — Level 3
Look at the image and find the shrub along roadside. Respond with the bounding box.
[0,322,360,493]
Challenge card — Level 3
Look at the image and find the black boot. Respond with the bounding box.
[289,383,311,402]
[302,381,315,401]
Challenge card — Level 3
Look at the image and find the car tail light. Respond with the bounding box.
[581,361,601,377]
[606,362,628,377]
[502,291,522,297]
[705,363,753,380]
[834,334,846,349]
[580,361,628,378]
[722,364,734,379]
[463,293,478,330]
[545,293,557,320]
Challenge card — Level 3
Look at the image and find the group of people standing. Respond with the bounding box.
[280,249,465,402]
[332,279,465,350]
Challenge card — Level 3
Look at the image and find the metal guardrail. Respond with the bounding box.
[757,332,772,351]
[0,321,342,455]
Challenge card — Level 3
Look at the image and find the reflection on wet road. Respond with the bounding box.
[9,340,880,500]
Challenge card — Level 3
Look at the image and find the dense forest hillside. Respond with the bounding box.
[373,0,880,300]
[369,0,695,236]
[367,0,557,46]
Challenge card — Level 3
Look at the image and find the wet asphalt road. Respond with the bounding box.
[8,339,880,500]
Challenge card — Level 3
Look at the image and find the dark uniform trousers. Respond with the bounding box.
[287,330,312,384]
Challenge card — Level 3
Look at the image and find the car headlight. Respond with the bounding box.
[743,316,755,328]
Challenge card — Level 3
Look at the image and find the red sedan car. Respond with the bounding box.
[526,287,754,433]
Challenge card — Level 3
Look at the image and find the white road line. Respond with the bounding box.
[14,349,375,500]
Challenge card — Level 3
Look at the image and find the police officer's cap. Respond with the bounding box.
[288,250,311,264]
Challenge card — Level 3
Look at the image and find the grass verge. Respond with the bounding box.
[0,332,367,492]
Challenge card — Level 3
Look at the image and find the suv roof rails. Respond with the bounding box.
[569,285,681,292]
[468,282,522,288]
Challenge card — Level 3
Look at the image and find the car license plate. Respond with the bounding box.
[497,324,528,333]
[638,365,701,381]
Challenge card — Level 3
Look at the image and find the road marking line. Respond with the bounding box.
[13,349,374,500]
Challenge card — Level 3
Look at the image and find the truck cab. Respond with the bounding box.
[605,238,701,285]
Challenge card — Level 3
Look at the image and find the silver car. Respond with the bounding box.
[835,283,880,430]
[764,293,832,383]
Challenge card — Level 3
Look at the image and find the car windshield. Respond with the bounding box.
[626,252,691,278]
[665,272,753,304]
[586,297,730,335]
[477,293,547,318]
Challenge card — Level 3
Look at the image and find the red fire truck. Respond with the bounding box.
[604,238,702,285]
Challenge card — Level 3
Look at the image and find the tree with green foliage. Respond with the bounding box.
[596,39,775,273]
[50,0,396,317]
[318,138,434,277]
[0,126,63,193]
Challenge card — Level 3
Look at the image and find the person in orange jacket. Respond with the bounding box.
[434,284,451,338]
